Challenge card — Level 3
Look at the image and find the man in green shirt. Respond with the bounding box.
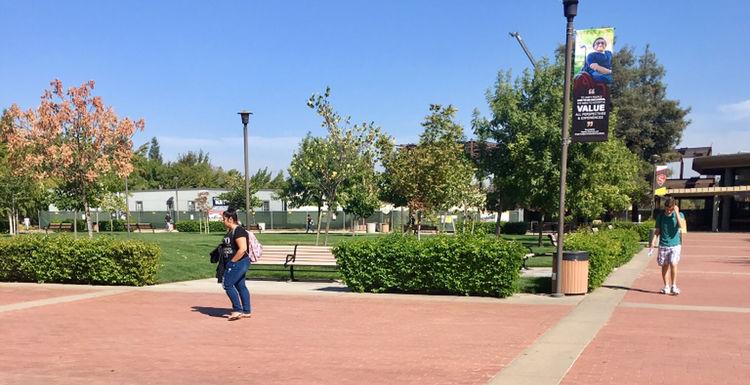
[650,198,686,295]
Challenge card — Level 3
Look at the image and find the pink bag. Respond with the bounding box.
[246,230,263,262]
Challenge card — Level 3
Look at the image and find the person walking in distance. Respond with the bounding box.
[306,214,313,233]
[650,197,686,295]
[220,208,252,320]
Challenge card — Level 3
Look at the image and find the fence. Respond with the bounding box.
[39,209,486,232]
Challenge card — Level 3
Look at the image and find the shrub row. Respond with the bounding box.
[174,220,225,233]
[0,235,160,286]
[455,221,527,235]
[564,228,642,291]
[333,234,527,298]
[99,220,132,232]
[599,220,655,242]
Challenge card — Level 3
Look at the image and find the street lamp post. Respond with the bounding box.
[649,154,661,220]
[174,177,179,223]
[553,0,579,297]
[238,110,253,228]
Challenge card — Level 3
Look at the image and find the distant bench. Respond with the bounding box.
[403,224,438,234]
[129,223,155,233]
[254,245,336,281]
[522,233,559,270]
[45,223,73,234]
[246,224,262,232]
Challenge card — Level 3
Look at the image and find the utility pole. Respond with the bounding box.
[509,32,537,69]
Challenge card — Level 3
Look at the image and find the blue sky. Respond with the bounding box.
[2,0,748,174]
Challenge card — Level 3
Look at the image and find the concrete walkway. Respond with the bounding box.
[0,233,748,384]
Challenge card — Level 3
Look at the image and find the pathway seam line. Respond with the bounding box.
[0,289,131,314]
[487,247,652,385]
[620,301,750,313]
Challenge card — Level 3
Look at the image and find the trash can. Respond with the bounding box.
[380,223,390,233]
[561,251,589,295]
[366,223,376,233]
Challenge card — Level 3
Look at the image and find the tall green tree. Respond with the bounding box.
[477,57,641,243]
[382,104,476,237]
[216,172,261,212]
[286,88,386,245]
[476,60,563,243]
[611,45,691,218]
[148,137,163,163]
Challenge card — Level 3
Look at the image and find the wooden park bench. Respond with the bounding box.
[45,222,73,234]
[522,233,559,270]
[403,224,439,234]
[254,245,336,281]
[132,223,155,233]
[246,224,262,232]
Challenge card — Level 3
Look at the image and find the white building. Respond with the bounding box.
[48,188,287,213]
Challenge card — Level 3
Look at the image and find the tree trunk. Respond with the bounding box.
[315,206,323,246]
[110,212,114,233]
[416,211,422,241]
[74,210,78,237]
[324,208,332,246]
[7,213,14,236]
[84,202,94,238]
[495,209,503,236]
[537,213,545,247]
[631,202,639,222]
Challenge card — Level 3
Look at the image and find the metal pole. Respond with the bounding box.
[175,182,179,222]
[243,121,251,228]
[554,0,578,297]
[650,165,657,220]
[509,32,537,69]
[125,175,131,234]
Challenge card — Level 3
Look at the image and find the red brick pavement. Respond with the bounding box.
[562,233,750,385]
[0,290,572,385]
[0,286,95,306]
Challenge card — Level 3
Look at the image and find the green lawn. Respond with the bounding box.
[93,231,382,283]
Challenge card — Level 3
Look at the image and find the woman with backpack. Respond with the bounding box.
[220,208,252,321]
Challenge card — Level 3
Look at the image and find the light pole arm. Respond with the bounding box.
[509,32,537,69]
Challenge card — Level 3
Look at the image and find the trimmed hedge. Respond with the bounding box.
[0,235,160,286]
[502,221,529,235]
[174,220,225,233]
[333,234,526,298]
[608,220,655,242]
[564,228,642,291]
[98,220,134,232]
[455,221,498,235]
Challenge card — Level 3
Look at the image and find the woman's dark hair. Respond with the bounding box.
[223,208,239,223]
[593,37,607,48]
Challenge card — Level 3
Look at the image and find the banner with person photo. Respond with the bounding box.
[653,165,669,197]
[572,27,614,142]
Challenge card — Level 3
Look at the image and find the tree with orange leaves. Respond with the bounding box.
[5,79,144,237]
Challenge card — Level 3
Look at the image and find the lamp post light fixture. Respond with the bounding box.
[238,110,253,228]
[552,0,579,297]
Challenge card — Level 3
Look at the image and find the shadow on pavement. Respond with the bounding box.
[602,285,661,294]
[315,286,352,293]
[191,306,230,318]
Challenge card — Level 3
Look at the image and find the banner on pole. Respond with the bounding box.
[654,165,669,197]
[572,27,614,143]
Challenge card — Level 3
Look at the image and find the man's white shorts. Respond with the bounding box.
[657,245,681,266]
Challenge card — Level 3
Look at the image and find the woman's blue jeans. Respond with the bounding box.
[223,258,251,314]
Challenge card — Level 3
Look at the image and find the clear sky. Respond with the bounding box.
[2,0,748,174]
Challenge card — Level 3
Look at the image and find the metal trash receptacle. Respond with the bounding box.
[561,251,589,295]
